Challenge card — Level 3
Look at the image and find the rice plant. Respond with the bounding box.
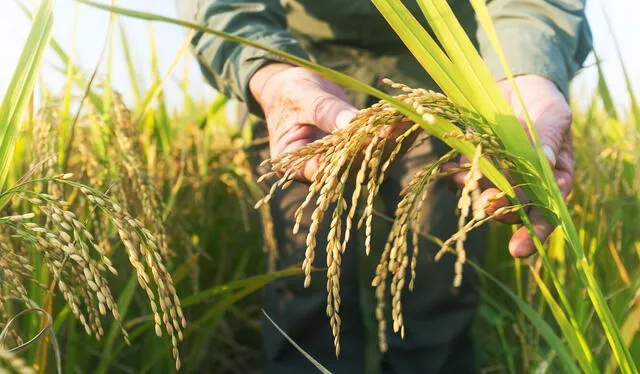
[1,0,637,372]
[0,2,188,371]
[76,0,639,371]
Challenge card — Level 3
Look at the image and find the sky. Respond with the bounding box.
[0,0,638,112]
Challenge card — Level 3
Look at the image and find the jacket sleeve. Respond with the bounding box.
[177,0,311,116]
[477,0,592,96]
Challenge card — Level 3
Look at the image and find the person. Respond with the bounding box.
[178,0,592,372]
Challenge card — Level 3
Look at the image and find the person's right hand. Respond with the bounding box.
[249,63,359,181]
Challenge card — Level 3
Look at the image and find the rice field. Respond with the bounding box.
[0,0,638,373]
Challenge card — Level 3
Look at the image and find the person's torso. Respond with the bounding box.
[280,0,478,94]
[281,0,477,51]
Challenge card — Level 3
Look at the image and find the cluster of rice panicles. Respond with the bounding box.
[80,185,186,368]
[0,178,186,369]
[30,104,57,177]
[257,80,519,354]
[0,100,186,369]
[0,242,36,347]
[2,181,124,339]
[110,94,169,259]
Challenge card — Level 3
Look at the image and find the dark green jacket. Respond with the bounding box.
[179,0,592,115]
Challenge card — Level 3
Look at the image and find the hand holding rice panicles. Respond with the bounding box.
[4,0,637,371]
[255,76,522,352]
[249,63,415,182]
[448,75,574,258]
[497,75,574,257]
[249,63,359,181]
[179,0,599,371]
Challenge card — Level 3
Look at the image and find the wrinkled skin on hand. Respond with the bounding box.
[250,63,358,181]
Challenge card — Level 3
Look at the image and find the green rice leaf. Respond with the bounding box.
[262,310,332,374]
[181,267,304,308]
[119,23,143,107]
[470,261,581,374]
[593,51,618,120]
[0,0,53,191]
[529,267,597,373]
[14,0,104,112]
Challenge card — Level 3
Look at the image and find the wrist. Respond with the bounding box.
[249,63,295,111]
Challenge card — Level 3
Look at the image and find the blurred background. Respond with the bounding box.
[0,0,638,111]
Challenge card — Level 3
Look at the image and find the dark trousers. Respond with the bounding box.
[250,118,486,374]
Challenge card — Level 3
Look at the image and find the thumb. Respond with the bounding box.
[302,90,358,133]
[532,111,570,169]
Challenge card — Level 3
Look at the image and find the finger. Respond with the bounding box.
[452,172,467,188]
[379,121,417,164]
[278,137,321,182]
[441,161,463,191]
[508,208,556,258]
[442,161,462,175]
[537,108,571,166]
[554,134,574,198]
[445,156,470,188]
[270,121,326,182]
[446,157,494,191]
[489,167,531,208]
[497,79,513,100]
[300,155,321,182]
[479,188,521,224]
[542,145,557,169]
[523,102,571,170]
[302,91,358,133]
[271,120,321,156]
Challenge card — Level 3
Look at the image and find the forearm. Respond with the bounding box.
[478,0,593,96]
[178,0,310,116]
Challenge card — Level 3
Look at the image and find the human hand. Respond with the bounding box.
[249,63,358,181]
[451,75,573,258]
[499,76,573,258]
[498,75,574,257]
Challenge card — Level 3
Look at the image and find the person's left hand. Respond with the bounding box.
[452,75,574,258]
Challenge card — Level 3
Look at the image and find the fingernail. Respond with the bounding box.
[335,109,358,129]
[542,145,556,168]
